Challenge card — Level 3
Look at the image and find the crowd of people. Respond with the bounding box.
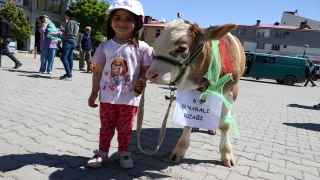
[0,9,94,79]
[38,10,81,80]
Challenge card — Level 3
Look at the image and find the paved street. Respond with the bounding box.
[0,54,320,180]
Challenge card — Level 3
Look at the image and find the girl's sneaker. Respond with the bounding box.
[86,150,108,168]
[117,151,134,168]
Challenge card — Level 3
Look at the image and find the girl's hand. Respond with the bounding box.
[133,80,144,95]
[88,93,99,108]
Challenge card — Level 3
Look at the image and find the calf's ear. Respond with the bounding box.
[200,24,237,42]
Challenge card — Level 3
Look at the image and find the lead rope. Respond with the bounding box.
[136,80,175,155]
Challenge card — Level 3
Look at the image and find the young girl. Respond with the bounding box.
[87,0,153,169]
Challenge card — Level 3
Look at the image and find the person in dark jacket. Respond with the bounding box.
[77,26,92,71]
[0,11,22,68]
[58,10,80,80]
[304,60,316,87]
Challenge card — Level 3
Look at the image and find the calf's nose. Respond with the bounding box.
[146,71,158,81]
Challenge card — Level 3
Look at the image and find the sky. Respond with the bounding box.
[138,0,320,28]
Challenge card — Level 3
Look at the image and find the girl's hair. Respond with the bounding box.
[106,9,144,48]
[111,59,128,76]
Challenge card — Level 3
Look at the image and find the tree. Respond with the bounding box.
[0,0,33,43]
[69,0,109,45]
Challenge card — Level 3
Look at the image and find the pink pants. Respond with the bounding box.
[99,102,138,152]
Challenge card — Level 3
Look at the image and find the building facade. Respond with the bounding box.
[281,11,320,30]
[232,19,320,61]
[0,0,68,52]
[143,16,167,45]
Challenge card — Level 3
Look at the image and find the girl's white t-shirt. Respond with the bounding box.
[92,39,153,106]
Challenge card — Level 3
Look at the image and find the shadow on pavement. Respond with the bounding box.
[17,74,57,79]
[240,78,303,87]
[283,123,320,132]
[7,69,39,74]
[287,103,320,110]
[6,69,58,79]
[0,128,222,179]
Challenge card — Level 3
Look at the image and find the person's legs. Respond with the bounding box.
[116,104,138,168]
[310,79,315,85]
[304,78,310,86]
[85,50,91,63]
[85,50,91,72]
[46,48,57,73]
[309,75,316,86]
[117,104,138,152]
[87,102,118,168]
[60,40,72,77]
[79,51,85,70]
[39,48,49,72]
[99,103,118,152]
[66,40,76,76]
[1,38,22,67]
[87,102,117,168]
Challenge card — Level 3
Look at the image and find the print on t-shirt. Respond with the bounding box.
[103,59,132,96]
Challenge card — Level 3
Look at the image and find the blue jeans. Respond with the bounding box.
[39,48,57,72]
[60,39,76,76]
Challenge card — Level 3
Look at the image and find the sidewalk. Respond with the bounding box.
[0,55,320,180]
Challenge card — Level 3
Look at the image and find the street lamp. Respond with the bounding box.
[303,44,309,58]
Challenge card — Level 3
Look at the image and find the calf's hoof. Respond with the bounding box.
[221,159,236,168]
[207,130,217,135]
[191,128,199,132]
[169,153,184,162]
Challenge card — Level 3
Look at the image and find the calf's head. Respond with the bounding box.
[146,19,237,89]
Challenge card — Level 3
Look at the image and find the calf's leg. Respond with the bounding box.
[169,126,192,162]
[218,91,236,167]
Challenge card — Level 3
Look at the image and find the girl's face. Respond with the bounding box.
[111,9,136,39]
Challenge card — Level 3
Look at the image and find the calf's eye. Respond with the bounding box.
[176,47,186,53]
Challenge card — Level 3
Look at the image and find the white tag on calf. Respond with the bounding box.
[172,90,222,130]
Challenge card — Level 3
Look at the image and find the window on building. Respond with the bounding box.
[276,31,285,38]
[237,29,246,35]
[23,0,30,6]
[53,0,62,13]
[256,42,265,49]
[156,29,160,37]
[271,44,280,51]
[38,0,46,10]
[143,28,147,38]
[256,29,270,38]
[37,0,61,13]
[283,45,287,48]
[47,0,53,11]
[256,55,276,64]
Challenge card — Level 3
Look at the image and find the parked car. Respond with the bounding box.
[312,64,320,81]
[243,52,308,85]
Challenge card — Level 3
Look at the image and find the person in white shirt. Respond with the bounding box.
[86,0,153,169]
